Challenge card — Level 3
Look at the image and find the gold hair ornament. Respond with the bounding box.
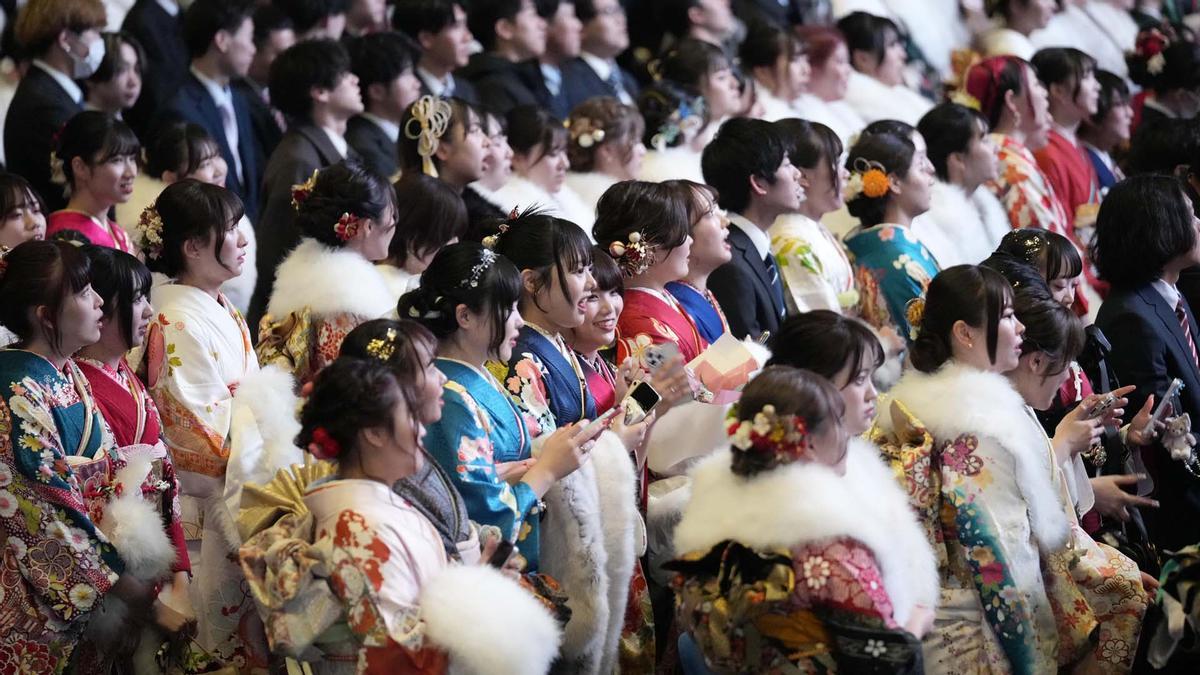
[608,231,655,277]
[136,206,165,260]
[403,95,453,178]
[365,327,399,362]
[291,170,319,210]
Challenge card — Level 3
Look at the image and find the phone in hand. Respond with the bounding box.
[488,540,514,568]
[1084,393,1118,421]
[620,380,663,425]
[577,407,621,440]
[1150,378,1185,428]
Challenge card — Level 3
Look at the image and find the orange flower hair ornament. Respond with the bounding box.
[843,157,892,201]
[333,213,362,242]
[291,170,319,210]
[403,95,453,178]
[905,297,926,341]
[726,404,811,464]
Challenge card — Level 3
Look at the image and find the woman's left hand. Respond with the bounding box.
[610,410,657,464]
[1127,395,1164,447]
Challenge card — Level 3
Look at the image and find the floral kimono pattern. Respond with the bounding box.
[986,133,1071,237]
[844,224,940,341]
[616,289,709,368]
[0,350,124,673]
[770,213,859,314]
[422,360,542,570]
[501,326,597,432]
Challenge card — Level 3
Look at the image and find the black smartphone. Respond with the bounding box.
[488,540,515,568]
[621,381,662,424]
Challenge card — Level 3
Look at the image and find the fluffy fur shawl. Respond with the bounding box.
[673,439,939,625]
[485,176,594,236]
[267,238,395,320]
[916,182,1009,266]
[877,362,1070,553]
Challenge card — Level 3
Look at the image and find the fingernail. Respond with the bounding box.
[1138,473,1148,479]
[1153,501,1161,507]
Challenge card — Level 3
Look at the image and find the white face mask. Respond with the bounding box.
[67,32,105,80]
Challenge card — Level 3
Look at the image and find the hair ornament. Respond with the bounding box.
[482,222,509,250]
[365,327,399,362]
[567,116,607,149]
[650,95,706,151]
[404,95,453,178]
[48,152,66,187]
[407,294,445,320]
[1136,28,1170,59]
[136,205,165,260]
[843,157,891,201]
[308,427,341,460]
[608,231,655,277]
[291,169,319,210]
[905,297,926,341]
[725,404,810,464]
[463,248,497,288]
[333,212,362,242]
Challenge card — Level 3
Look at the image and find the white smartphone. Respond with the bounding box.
[1150,378,1185,428]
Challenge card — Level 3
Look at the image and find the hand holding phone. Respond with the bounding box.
[1150,379,1185,429]
[621,380,663,425]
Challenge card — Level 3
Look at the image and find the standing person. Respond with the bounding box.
[122,0,187,138]
[702,118,803,339]
[6,0,107,213]
[346,31,421,181]
[83,32,144,118]
[391,0,479,104]
[667,179,731,344]
[250,38,362,329]
[45,111,140,253]
[166,0,263,222]
[1078,69,1132,194]
[561,0,638,110]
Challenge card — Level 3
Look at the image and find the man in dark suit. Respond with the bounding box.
[392,0,478,104]
[529,0,579,119]
[1096,175,1200,551]
[232,4,295,162]
[165,0,263,221]
[346,31,420,180]
[5,0,108,212]
[457,0,546,117]
[249,39,362,329]
[702,118,804,340]
[122,0,188,139]
[560,0,638,112]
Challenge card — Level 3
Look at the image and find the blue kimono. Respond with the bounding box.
[422,359,544,569]
[845,224,940,341]
[0,349,123,670]
[501,326,597,431]
[666,281,728,345]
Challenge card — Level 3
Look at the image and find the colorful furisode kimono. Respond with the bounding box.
[666,282,729,345]
[0,349,124,673]
[845,223,940,342]
[422,359,542,570]
[1035,130,1101,235]
[46,210,135,253]
[986,133,1071,237]
[616,288,709,369]
[769,213,860,315]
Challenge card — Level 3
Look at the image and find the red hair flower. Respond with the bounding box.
[309,427,341,460]
[1137,29,1168,58]
[334,213,362,242]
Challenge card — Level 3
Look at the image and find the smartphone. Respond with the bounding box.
[488,540,514,568]
[643,342,680,372]
[1084,393,1118,421]
[621,381,663,425]
[577,407,621,440]
[1150,378,1185,428]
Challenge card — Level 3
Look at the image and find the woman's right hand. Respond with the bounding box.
[521,422,601,497]
[1053,403,1105,462]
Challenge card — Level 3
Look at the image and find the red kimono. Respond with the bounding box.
[616,288,709,370]
[73,358,190,575]
[47,210,135,253]
[1034,130,1100,236]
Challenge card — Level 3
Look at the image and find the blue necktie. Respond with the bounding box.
[764,253,786,318]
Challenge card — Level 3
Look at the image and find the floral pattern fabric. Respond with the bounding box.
[256,307,364,387]
[844,224,940,341]
[770,214,859,315]
[615,289,709,368]
[986,133,1071,236]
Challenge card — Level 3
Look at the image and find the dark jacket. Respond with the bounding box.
[415,70,478,106]
[4,66,81,211]
[345,115,398,180]
[234,78,285,162]
[1097,283,1200,551]
[458,52,541,116]
[165,72,264,222]
[560,56,640,113]
[707,224,784,341]
[122,0,187,138]
[521,61,570,120]
[248,124,357,330]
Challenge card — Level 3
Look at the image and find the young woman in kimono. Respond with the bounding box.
[1078,71,1131,196]
[0,172,48,347]
[141,180,298,671]
[666,180,732,345]
[494,209,653,674]
[399,242,596,573]
[257,161,397,386]
[838,12,933,126]
[0,240,156,672]
[740,21,808,122]
[1126,30,1200,136]
[656,40,744,153]
[486,106,591,228]
[792,25,868,146]
[977,0,1053,60]
[960,56,1071,237]
[637,82,709,185]
[45,111,139,253]
[562,97,646,229]
[71,246,194,666]
[843,126,940,342]
[241,353,561,673]
[770,119,859,315]
[670,366,937,673]
[594,180,709,367]
[377,173,467,301]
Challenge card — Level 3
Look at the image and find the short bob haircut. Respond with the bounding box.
[389,172,468,267]
[0,239,92,350]
[269,39,353,121]
[82,245,153,348]
[918,102,989,182]
[836,11,900,70]
[592,180,691,270]
[793,24,846,70]
[1091,174,1197,289]
[88,31,146,85]
[296,160,395,248]
[399,97,478,174]
[397,241,522,355]
[637,81,709,151]
[729,366,845,477]
[1031,47,1096,98]
[995,228,1082,284]
[767,310,884,383]
[774,118,843,191]
[844,129,916,227]
[144,121,222,180]
[1087,69,1130,128]
[55,111,141,191]
[566,97,645,173]
[506,104,568,165]
[590,244,624,295]
[182,0,254,60]
[664,178,720,230]
[657,38,734,96]
[739,19,805,72]
[909,264,1014,374]
[1013,283,1085,377]
[701,117,787,214]
[0,172,46,221]
[15,0,106,58]
[148,179,246,278]
[491,206,594,313]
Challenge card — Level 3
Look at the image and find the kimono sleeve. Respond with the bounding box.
[422,384,539,544]
[501,352,557,434]
[771,231,840,314]
[0,384,122,624]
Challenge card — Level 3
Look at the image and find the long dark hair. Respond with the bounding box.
[767,311,884,382]
[0,240,92,350]
[82,245,152,348]
[491,207,593,313]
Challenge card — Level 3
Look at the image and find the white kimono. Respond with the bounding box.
[486,175,594,232]
[769,212,858,313]
[562,171,618,233]
[844,70,934,126]
[793,93,867,146]
[1031,3,1134,78]
[979,26,1036,60]
[755,84,801,122]
[913,181,1011,267]
[639,145,705,184]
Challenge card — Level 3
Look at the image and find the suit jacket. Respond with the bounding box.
[707,224,783,340]
[1097,283,1200,550]
[4,67,81,211]
[458,52,541,116]
[248,124,356,330]
[234,78,285,162]
[523,61,570,120]
[122,0,187,139]
[560,57,640,114]
[165,73,264,222]
[416,71,478,106]
[345,116,398,180]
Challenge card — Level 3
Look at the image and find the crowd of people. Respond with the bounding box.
[4,0,1200,673]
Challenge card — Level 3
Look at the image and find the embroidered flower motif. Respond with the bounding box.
[864,639,887,657]
[802,555,831,589]
[68,583,97,610]
[1100,638,1130,663]
[0,490,16,518]
[7,536,26,559]
[333,213,361,242]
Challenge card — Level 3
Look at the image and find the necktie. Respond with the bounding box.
[607,68,632,105]
[764,253,786,318]
[1178,300,1200,370]
[217,95,243,185]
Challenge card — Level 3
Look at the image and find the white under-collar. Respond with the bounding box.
[727,211,771,260]
[361,113,400,143]
[155,0,180,17]
[321,126,348,159]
